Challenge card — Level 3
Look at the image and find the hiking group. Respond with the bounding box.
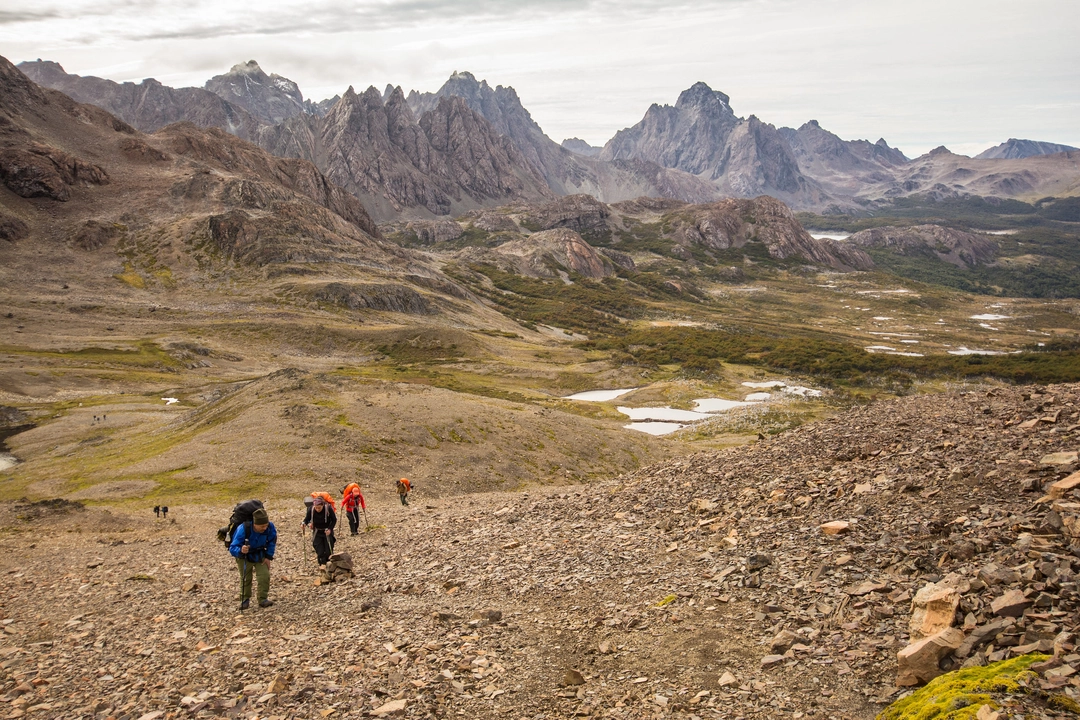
[219,478,411,610]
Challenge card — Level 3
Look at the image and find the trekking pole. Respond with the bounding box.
[361,506,369,531]
[300,526,310,562]
[240,557,247,607]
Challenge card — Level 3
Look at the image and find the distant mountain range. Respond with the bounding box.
[16,59,1080,219]
[975,138,1079,160]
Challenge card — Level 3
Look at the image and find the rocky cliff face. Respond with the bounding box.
[204,60,306,125]
[778,120,909,197]
[848,224,998,268]
[599,83,824,210]
[16,60,263,140]
[976,138,1079,160]
[260,85,554,220]
[602,83,740,175]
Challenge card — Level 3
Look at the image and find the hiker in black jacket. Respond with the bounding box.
[302,494,337,566]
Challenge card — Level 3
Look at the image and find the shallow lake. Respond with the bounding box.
[618,406,714,422]
[624,422,685,435]
[563,388,636,402]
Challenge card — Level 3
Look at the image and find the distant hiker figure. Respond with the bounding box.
[229,507,277,610]
[153,505,160,518]
[342,483,365,535]
[303,493,337,566]
[161,505,169,519]
[396,477,411,506]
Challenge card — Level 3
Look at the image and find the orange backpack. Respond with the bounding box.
[342,483,360,503]
[396,478,411,494]
[311,491,336,511]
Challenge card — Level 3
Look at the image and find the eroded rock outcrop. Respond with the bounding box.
[848,224,998,268]
[670,196,873,270]
[0,143,109,201]
[520,194,611,233]
[308,281,435,315]
[458,227,614,280]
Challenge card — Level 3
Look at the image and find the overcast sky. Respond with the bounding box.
[3,0,1078,157]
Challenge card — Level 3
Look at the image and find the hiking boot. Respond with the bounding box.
[259,599,274,608]
[240,599,250,611]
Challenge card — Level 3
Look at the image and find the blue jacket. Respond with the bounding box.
[229,521,277,562]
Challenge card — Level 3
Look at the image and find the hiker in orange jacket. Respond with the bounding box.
[396,477,411,507]
[342,483,365,535]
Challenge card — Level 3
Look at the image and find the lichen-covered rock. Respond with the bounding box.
[880,654,1046,719]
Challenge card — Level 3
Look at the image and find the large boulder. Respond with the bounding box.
[909,577,962,641]
[896,628,965,686]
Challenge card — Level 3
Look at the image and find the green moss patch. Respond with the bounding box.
[877,654,1047,720]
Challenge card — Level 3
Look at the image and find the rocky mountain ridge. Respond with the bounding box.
[0,54,477,322]
[977,139,1079,161]
[16,59,1080,219]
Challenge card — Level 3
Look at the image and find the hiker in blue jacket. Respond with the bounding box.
[229,507,277,610]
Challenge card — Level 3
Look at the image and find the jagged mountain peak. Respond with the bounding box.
[205,60,304,125]
[675,82,732,114]
[448,70,485,87]
[228,60,264,75]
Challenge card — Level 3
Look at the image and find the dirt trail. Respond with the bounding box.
[3,384,1080,719]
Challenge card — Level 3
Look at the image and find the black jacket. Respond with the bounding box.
[304,504,337,532]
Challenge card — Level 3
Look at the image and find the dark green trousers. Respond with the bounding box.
[236,558,270,602]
